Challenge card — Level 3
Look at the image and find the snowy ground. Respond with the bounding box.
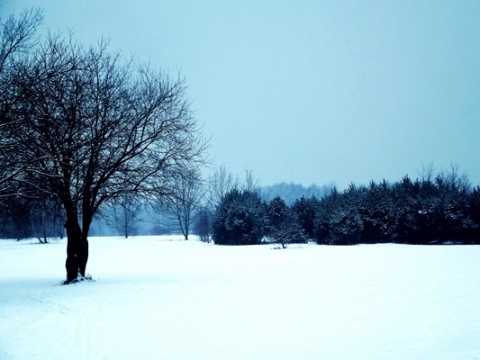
[0,236,479,360]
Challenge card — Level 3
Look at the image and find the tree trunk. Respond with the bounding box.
[64,216,89,284]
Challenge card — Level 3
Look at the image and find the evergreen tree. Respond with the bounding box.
[212,188,265,245]
[265,196,306,248]
[292,196,319,240]
[466,187,480,243]
[390,176,423,243]
[359,180,393,243]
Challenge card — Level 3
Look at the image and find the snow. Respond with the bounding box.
[1,236,479,360]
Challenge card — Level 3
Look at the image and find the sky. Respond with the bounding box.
[2,0,480,190]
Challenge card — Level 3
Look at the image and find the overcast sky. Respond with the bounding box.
[3,0,480,189]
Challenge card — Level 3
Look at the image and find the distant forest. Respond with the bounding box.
[261,182,334,205]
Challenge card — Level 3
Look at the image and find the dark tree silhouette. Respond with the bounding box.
[292,196,319,240]
[212,188,265,245]
[1,21,207,282]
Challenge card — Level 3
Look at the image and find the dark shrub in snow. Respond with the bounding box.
[212,188,265,245]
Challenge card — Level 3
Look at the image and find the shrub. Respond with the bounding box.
[212,189,265,245]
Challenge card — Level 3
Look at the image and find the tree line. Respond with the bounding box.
[2,159,479,247]
[211,166,480,246]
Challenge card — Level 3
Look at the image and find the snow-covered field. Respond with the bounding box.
[1,236,479,360]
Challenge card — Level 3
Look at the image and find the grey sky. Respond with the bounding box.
[3,0,480,189]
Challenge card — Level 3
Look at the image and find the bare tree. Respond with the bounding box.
[243,169,260,193]
[109,193,143,238]
[195,206,211,242]
[0,9,42,195]
[1,31,207,282]
[161,170,204,240]
[28,195,65,243]
[208,165,236,211]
